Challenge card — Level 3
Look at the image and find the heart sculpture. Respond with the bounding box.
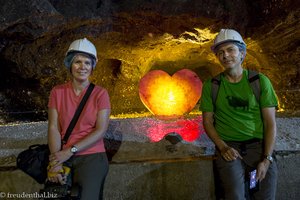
[139,69,202,117]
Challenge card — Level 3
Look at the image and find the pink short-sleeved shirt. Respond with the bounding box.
[48,81,111,155]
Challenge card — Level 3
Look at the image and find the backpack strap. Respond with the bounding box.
[211,70,261,111]
[248,70,260,103]
[211,73,222,111]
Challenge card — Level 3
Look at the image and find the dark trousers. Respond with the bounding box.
[214,140,277,200]
[69,152,109,200]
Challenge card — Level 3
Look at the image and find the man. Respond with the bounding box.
[200,29,278,200]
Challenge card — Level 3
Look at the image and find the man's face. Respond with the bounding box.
[215,43,245,70]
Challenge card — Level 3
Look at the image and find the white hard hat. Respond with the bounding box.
[64,38,98,68]
[66,38,97,59]
[211,29,246,52]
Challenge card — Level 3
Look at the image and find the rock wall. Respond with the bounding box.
[0,0,299,123]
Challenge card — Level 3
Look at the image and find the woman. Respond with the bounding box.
[47,38,111,200]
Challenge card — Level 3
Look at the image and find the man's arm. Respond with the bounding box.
[202,112,242,161]
[261,107,277,157]
[256,107,277,181]
[203,112,227,151]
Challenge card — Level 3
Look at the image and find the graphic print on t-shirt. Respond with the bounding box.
[226,96,249,110]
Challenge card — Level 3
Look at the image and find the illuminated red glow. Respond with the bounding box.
[145,115,205,142]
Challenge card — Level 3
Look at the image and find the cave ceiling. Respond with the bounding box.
[0,0,299,122]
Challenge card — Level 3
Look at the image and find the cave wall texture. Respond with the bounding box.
[0,0,299,122]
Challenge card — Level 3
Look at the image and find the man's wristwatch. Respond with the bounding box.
[264,155,274,163]
[70,145,78,154]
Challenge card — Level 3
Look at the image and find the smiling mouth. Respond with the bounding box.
[223,61,232,64]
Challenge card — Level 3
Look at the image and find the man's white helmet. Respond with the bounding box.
[64,38,98,68]
[211,29,246,53]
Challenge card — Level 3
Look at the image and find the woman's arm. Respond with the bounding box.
[51,109,111,165]
[48,108,61,154]
[47,108,65,184]
[69,108,111,152]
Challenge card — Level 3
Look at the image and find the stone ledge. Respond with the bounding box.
[0,117,299,167]
[0,117,299,200]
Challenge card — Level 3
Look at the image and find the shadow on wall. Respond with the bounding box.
[104,124,123,162]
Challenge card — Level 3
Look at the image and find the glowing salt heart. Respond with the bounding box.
[139,69,202,117]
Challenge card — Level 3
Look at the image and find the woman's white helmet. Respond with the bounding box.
[64,38,98,69]
[211,29,246,53]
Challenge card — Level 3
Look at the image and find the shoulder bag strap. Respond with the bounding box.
[62,83,95,146]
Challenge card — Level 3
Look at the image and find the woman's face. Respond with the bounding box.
[71,54,93,82]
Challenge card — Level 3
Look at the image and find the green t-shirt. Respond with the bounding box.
[199,70,278,141]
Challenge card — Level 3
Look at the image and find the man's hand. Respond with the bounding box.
[221,146,243,161]
[256,159,270,181]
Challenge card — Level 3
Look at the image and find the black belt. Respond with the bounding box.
[240,138,262,144]
[225,138,262,156]
[225,138,262,144]
[240,138,262,155]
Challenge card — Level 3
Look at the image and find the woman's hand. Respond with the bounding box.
[47,163,66,184]
[49,149,73,167]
